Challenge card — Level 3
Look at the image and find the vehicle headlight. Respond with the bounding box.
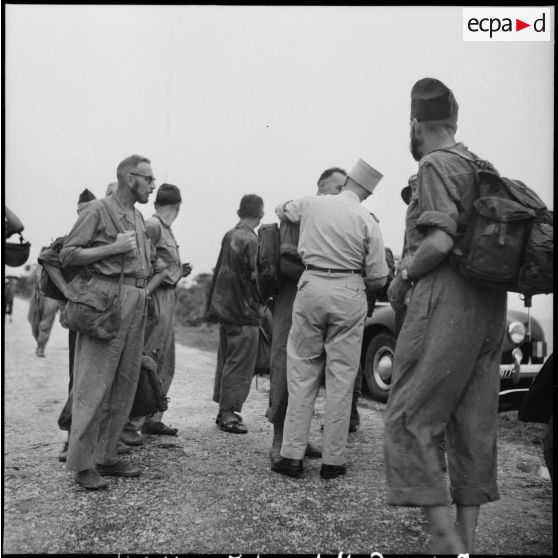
[507,320,526,345]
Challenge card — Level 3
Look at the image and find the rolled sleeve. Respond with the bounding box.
[152,255,169,275]
[415,211,457,238]
[364,221,389,282]
[38,237,65,268]
[417,161,460,237]
[275,197,312,223]
[59,210,99,268]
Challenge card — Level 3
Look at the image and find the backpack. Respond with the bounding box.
[255,222,282,302]
[437,149,553,295]
[38,237,76,300]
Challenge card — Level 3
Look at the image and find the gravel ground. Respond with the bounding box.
[2,296,553,555]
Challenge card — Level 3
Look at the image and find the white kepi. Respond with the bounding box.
[349,159,383,194]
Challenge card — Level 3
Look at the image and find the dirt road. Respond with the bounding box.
[2,296,552,554]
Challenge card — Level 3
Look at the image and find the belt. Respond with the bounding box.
[305,265,362,274]
[92,274,148,288]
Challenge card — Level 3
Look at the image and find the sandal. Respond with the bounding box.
[219,420,248,434]
[215,412,243,425]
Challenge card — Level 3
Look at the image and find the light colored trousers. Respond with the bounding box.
[280,271,367,466]
[66,281,147,472]
[384,263,506,506]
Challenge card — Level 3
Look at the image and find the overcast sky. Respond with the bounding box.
[3,5,554,340]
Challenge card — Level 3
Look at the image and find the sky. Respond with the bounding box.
[2,4,554,342]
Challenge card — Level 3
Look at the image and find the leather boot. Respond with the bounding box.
[269,424,283,461]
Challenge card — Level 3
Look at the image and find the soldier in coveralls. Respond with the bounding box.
[208,194,265,434]
[384,78,507,554]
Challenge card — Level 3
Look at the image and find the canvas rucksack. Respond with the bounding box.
[38,237,76,300]
[255,222,281,302]
[437,148,553,295]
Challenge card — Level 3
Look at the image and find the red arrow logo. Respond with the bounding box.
[516,19,530,31]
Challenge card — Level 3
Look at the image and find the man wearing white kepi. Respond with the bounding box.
[272,159,388,479]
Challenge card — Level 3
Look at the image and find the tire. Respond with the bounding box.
[363,332,396,402]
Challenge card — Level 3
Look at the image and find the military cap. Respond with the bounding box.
[78,188,96,204]
[400,174,417,206]
[155,183,182,205]
[410,78,458,122]
[348,159,383,194]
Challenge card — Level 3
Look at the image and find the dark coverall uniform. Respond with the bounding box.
[209,221,262,414]
[384,142,507,506]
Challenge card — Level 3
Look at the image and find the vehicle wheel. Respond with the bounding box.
[363,332,396,402]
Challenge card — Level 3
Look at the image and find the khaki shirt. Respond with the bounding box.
[404,142,478,259]
[60,195,152,278]
[276,190,388,282]
[146,214,182,286]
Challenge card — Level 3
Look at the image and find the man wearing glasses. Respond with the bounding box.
[59,154,156,490]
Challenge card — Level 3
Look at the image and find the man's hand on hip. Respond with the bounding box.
[387,274,412,314]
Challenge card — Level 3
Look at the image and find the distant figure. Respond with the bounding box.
[207,194,265,434]
[27,264,65,357]
[4,278,15,321]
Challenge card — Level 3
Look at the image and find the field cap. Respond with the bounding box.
[349,159,383,194]
[78,188,96,204]
[410,77,458,123]
[400,174,417,205]
[155,183,182,205]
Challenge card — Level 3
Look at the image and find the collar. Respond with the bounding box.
[235,220,257,236]
[340,190,360,203]
[423,141,463,159]
[153,212,172,229]
[106,193,130,218]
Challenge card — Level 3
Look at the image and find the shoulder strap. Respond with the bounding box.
[430,147,499,174]
[100,198,125,234]
[99,199,126,284]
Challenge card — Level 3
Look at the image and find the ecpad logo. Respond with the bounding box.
[463,8,551,41]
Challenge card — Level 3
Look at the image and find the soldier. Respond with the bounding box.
[27,263,65,357]
[272,159,388,479]
[59,155,156,490]
[267,167,347,461]
[207,194,265,434]
[384,78,507,554]
[121,183,191,445]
